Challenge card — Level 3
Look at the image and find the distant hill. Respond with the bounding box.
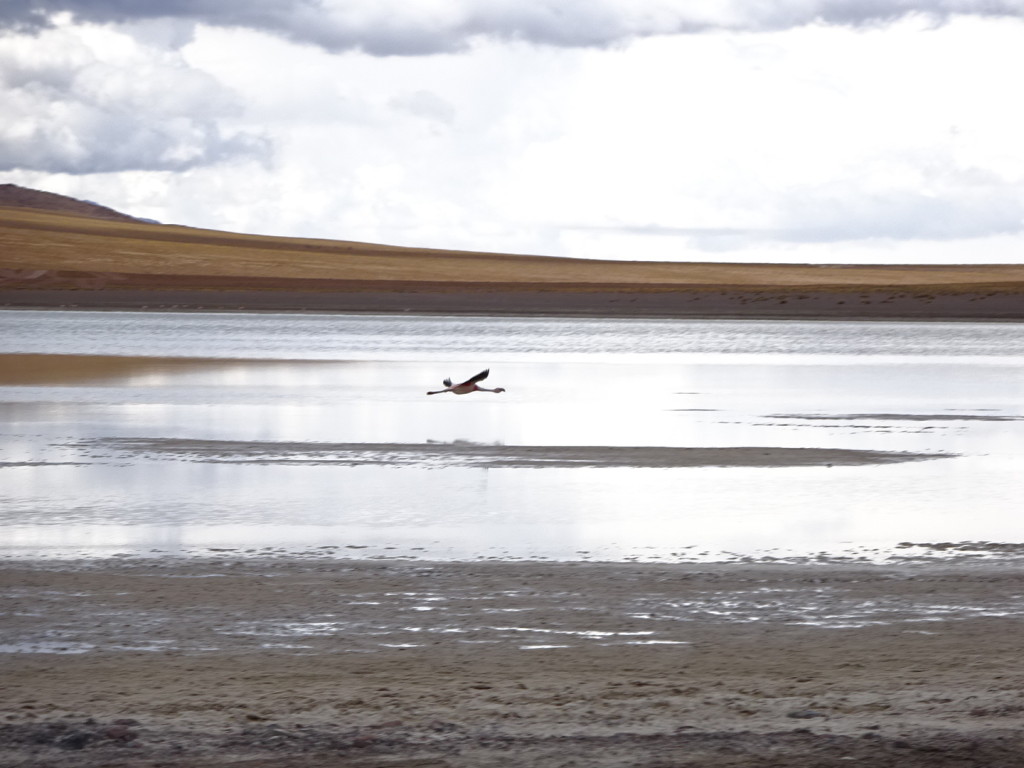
[2,183,1024,320]
[0,184,143,223]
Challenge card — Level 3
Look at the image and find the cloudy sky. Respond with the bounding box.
[2,1,1023,264]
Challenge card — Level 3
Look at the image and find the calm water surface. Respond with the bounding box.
[1,310,1022,562]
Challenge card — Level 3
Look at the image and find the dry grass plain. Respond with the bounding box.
[3,204,1024,317]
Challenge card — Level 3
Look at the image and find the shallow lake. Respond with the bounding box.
[1,310,1022,562]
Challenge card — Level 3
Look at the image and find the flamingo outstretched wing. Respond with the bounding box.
[459,369,489,387]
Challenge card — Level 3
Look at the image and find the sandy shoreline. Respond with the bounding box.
[4,285,1024,320]
[3,556,1023,767]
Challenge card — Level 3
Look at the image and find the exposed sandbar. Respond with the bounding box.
[85,436,946,468]
[0,353,337,387]
[0,353,259,385]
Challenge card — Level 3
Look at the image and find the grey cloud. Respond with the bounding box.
[0,0,51,33]
[0,119,269,174]
[789,0,1024,28]
[2,1,1022,55]
[0,43,270,173]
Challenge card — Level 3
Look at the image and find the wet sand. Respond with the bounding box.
[78,436,945,469]
[2,556,1023,767]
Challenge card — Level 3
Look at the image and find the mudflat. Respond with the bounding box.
[2,556,1023,767]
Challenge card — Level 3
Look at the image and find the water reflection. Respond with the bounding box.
[1,311,1023,561]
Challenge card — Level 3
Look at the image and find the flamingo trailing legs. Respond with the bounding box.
[427,369,505,395]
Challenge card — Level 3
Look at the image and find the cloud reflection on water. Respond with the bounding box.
[1,312,1023,561]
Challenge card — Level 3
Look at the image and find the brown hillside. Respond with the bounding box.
[0,184,141,223]
[3,203,1024,291]
[3,185,1024,326]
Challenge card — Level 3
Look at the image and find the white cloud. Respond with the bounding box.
[492,19,1024,257]
[0,22,268,173]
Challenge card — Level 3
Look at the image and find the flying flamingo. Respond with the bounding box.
[427,368,505,395]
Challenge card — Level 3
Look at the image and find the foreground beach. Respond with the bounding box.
[3,556,1023,767]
